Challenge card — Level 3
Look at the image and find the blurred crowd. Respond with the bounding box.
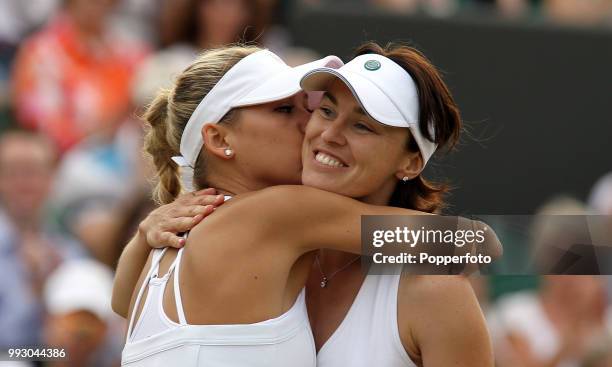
[307,0,612,24]
[0,0,610,366]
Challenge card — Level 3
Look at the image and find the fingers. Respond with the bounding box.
[149,231,183,249]
[193,188,216,195]
[172,206,214,231]
[158,231,186,249]
[151,207,214,249]
[178,192,225,208]
[176,188,215,204]
[144,191,221,250]
[199,194,225,207]
[170,204,215,218]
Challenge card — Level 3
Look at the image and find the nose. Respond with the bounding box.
[320,119,347,145]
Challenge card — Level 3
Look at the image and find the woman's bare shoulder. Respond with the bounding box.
[399,274,475,305]
[397,275,493,366]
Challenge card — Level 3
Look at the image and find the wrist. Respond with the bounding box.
[135,222,151,250]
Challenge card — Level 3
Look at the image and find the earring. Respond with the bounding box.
[402,176,409,183]
[224,148,233,157]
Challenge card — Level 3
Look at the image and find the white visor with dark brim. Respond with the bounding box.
[300,53,437,166]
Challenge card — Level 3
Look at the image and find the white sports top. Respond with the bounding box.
[317,266,416,367]
[122,246,316,366]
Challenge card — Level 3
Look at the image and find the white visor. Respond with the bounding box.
[300,53,437,166]
[170,49,343,191]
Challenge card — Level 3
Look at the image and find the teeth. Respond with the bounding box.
[315,152,346,168]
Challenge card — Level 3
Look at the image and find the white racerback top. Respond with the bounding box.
[122,246,316,366]
[316,266,416,367]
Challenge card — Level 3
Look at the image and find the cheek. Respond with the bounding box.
[255,124,302,162]
[353,141,403,179]
[304,115,326,140]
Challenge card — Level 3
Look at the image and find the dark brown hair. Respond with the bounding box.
[353,42,461,213]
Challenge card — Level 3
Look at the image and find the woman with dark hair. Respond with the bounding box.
[301,42,494,366]
[113,43,500,366]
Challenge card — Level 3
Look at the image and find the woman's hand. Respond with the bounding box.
[138,188,225,249]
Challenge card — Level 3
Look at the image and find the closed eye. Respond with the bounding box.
[275,105,295,113]
[355,122,374,132]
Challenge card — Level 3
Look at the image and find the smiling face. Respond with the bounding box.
[301,79,421,204]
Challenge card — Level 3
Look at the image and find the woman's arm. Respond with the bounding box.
[242,185,502,263]
[111,190,224,317]
[112,231,151,317]
[397,275,494,367]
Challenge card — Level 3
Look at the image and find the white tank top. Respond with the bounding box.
[316,266,416,367]
[122,247,316,366]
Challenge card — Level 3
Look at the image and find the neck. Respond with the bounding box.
[203,164,271,197]
[317,180,397,269]
[356,179,396,206]
[204,176,250,197]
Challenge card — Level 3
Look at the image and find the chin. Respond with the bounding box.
[301,176,340,194]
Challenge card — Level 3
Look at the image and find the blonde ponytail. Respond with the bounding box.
[143,88,182,204]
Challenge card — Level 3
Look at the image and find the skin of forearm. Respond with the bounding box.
[111,229,151,318]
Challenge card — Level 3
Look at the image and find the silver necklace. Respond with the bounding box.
[315,254,360,288]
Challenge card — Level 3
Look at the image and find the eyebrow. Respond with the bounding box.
[322,91,337,105]
[354,106,366,116]
[323,90,367,116]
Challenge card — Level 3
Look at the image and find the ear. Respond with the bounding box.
[395,151,423,181]
[202,124,233,159]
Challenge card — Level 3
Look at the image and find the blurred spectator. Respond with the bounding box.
[107,192,157,267]
[588,173,612,313]
[491,276,609,367]
[472,0,612,24]
[11,0,147,153]
[582,335,612,367]
[529,196,590,273]
[43,259,120,367]
[0,0,59,45]
[488,196,611,366]
[544,0,612,25]
[372,0,421,13]
[420,0,459,17]
[48,119,148,265]
[470,0,537,17]
[130,0,261,120]
[110,0,162,45]
[0,129,83,349]
[146,0,319,87]
[588,172,612,216]
[158,0,258,51]
[310,0,458,15]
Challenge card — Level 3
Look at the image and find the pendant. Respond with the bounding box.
[320,277,328,288]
